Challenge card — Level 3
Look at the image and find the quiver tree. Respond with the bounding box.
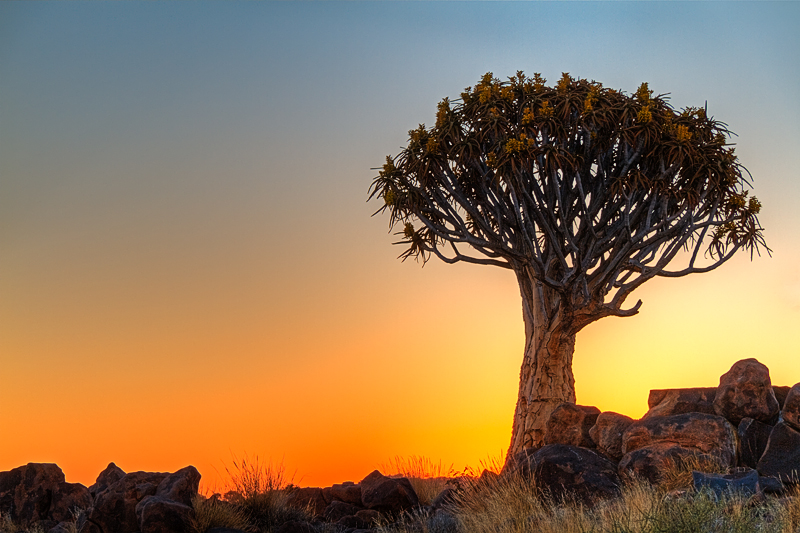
[368,72,768,463]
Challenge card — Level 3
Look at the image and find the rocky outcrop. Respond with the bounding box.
[360,470,419,515]
[513,444,620,504]
[544,403,600,448]
[782,383,800,431]
[89,470,170,533]
[0,463,91,529]
[285,486,327,517]
[88,463,125,499]
[589,412,635,461]
[622,412,738,467]
[757,421,800,482]
[713,358,780,425]
[135,495,194,533]
[619,442,715,484]
[645,388,717,418]
[738,418,773,469]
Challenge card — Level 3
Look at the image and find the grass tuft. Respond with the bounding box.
[379,455,458,506]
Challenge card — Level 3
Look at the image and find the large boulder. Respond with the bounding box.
[645,388,717,418]
[622,412,738,467]
[619,442,715,484]
[89,471,169,533]
[154,465,200,507]
[359,470,419,515]
[0,463,91,528]
[544,403,600,448]
[738,418,773,469]
[135,495,194,533]
[713,358,780,425]
[757,422,800,483]
[514,444,620,504]
[328,481,362,505]
[774,386,792,410]
[781,383,800,431]
[589,412,635,461]
[88,462,126,498]
[323,500,364,522]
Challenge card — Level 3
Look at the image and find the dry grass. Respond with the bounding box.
[191,493,253,533]
[380,455,458,506]
[656,453,730,493]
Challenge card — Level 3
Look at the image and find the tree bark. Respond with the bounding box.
[506,267,577,465]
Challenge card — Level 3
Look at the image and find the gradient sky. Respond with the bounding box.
[1,2,799,492]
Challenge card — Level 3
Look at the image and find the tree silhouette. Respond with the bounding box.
[368,72,768,462]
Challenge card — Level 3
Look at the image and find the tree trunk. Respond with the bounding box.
[506,267,577,466]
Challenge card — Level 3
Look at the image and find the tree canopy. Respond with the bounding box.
[369,72,767,332]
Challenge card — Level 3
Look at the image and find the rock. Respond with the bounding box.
[48,521,76,533]
[135,495,194,533]
[781,383,800,431]
[359,470,419,515]
[757,422,800,483]
[544,403,600,448]
[589,412,635,461]
[88,463,126,498]
[758,475,785,495]
[645,387,717,418]
[207,528,250,533]
[515,444,621,504]
[619,442,715,484]
[329,481,363,505]
[273,521,317,533]
[692,469,759,497]
[285,486,327,517]
[622,412,737,467]
[355,508,382,526]
[0,463,90,528]
[713,358,780,425]
[8,463,65,526]
[324,500,364,522]
[774,386,792,410]
[48,482,92,524]
[431,487,457,510]
[89,471,169,533]
[738,418,773,469]
[155,466,200,507]
[337,514,372,529]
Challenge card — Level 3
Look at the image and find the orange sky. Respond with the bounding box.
[1,2,798,492]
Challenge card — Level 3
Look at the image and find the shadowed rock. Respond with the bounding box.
[89,471,169,533]
[515,444,620,505]
[323,500,364,522]
[154,465,200,507]
[781,383,800,431]
[360,470,419,515]
[757,422,800,483]
[589,412,635,461]
[88,463,126,499]
[544,403,600,448]
[135,495,194,533]
[285,486,327,517]
[738,418,773,469]
[619,442,716,484]
[692,469,759,497]
[713,358,780,426]
[622,412,737,467]
[329,481,362,505]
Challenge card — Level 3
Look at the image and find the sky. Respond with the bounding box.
[1,1,799,492]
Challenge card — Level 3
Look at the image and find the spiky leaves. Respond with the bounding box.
[369,72,767,333]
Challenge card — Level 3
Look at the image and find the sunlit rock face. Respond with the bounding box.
[713,358,780,426]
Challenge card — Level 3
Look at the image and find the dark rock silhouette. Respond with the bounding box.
[359,469,419,514]
[757,421,800,482]
[738,417,774,469]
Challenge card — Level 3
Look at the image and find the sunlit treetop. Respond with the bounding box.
[369,71,767,330]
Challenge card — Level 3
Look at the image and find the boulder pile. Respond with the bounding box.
[508,358,800,502]
[1,358,798,533]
